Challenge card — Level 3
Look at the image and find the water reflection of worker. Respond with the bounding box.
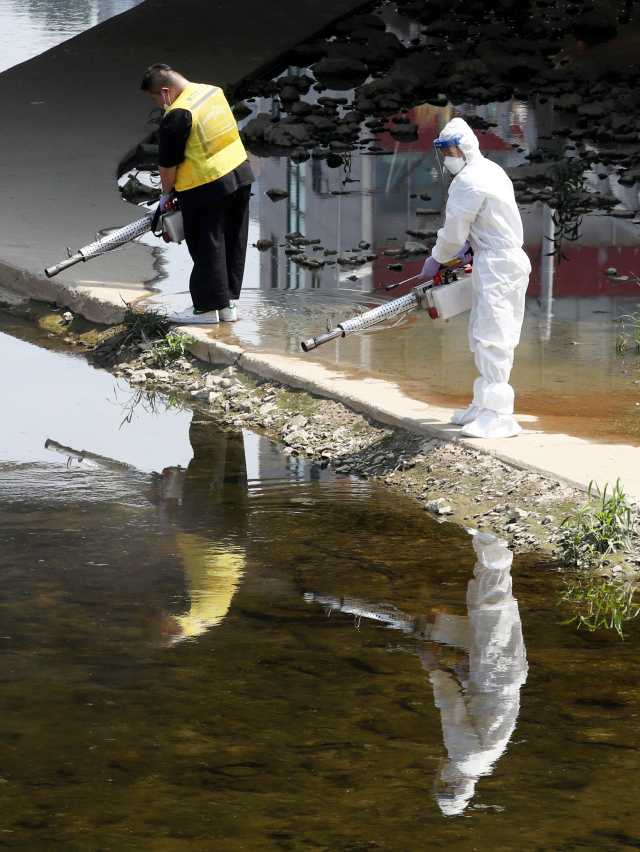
[160,422,248,644]
[420,532,528,816]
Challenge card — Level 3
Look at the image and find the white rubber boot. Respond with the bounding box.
[451,404,482,426]
[460,410,522,438]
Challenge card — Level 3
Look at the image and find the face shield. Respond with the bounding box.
[434,137,465,180]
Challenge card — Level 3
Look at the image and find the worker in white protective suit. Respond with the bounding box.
[419,532,528,816]
[421,117,531,438]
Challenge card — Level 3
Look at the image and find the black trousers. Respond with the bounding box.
[181,185,251,312]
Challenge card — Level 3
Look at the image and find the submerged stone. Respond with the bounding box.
[265,188,289,202]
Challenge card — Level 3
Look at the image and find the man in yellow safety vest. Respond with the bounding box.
[141,64,254,324]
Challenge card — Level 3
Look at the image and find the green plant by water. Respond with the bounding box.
[615,307,640,354]
[122,302,171,339]
[558,578,640,638]
[559,479,638,567]
[547,159,586,262]
[147,331,197,366]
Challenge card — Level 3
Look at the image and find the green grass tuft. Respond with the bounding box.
[558,479,637,567]
[558,578,640,639]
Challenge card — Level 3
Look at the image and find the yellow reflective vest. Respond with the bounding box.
[166,82,248,192]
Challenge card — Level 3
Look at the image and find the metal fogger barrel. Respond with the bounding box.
[44,215,153,278]
[301,260,473,353]
[301,289,422,352]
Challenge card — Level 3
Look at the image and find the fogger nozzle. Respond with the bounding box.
[45,254,85,278]
[301,328,343,352]
[44,215,153,278]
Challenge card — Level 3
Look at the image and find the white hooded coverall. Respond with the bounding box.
[430,532,528,816]
[431,118,531,439]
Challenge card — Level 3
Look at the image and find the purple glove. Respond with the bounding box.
[457,241,473,263]
[421,254,441,281]
[159,192,173,212]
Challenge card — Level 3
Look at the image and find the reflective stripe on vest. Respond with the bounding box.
[167,83,247,192]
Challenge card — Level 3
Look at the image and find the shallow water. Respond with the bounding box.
[1,318,640,848]
[0,0,145,73]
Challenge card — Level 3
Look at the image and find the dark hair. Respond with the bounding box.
[140,64,181,94]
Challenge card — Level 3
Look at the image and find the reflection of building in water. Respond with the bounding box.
[250,68,640,360]
[253,88,534,296]
[304,531,527,816]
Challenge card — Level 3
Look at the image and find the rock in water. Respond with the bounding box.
[232,101,253,120]
[279,85,300,102]
[390,124,419,141]
[404,241,429,255]
[406,228,437,240]
[255,239,275,251]
[266,188,289,202]
[312,56,369,89]
[291,146,310,164]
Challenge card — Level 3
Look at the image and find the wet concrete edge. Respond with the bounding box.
[184,329,614,499]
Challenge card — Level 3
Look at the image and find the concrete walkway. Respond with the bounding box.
[0,0,371,322]
[185,328,640,502]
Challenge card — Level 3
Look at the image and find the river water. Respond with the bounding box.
[4,0,638,444]
[1,312,640,848]
[0,0,145,73]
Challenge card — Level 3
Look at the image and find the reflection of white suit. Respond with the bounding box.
[431,532,527,816]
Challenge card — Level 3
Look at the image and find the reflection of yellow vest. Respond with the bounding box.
[174,532,244,639]
[167,82,247,192]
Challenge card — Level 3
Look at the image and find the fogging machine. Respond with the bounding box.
[301,255,473,352]
[44,203,184,279]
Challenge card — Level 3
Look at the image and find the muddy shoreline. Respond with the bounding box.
[5,294,640,582]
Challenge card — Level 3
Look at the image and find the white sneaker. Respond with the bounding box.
[219,301,238,322]
[168,307,219,325]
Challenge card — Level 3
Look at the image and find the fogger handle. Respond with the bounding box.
[45,253,84,278]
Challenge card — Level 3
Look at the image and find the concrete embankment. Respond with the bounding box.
[182,327,640,502]
[0,0,371,322]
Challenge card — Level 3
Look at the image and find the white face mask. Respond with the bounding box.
[444,156,464,175]
[162,92,172,110]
